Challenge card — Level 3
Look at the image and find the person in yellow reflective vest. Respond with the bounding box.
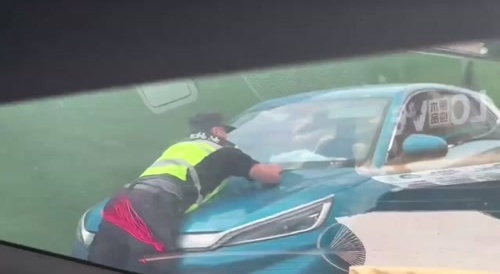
[87,112,283,274]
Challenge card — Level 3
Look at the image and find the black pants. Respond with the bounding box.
[88,189,183,274]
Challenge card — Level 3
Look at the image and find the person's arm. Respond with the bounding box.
[214,147,283,185]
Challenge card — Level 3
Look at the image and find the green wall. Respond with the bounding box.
[0,51,499,255]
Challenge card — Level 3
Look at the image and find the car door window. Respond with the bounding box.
[425,90,499,145]
[387,89,499,164]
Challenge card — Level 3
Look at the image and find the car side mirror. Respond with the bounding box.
[402,134,448,158]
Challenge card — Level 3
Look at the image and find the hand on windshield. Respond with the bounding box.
[249,163,283,185]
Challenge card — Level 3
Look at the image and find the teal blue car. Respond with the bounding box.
[72,83,500,273]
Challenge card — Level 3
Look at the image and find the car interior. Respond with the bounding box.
[3,1,500,274]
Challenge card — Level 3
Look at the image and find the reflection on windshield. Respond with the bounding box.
[228,98,390,167]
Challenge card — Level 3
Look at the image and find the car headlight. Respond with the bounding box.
[76,210,95,246]
[214,195,333,247]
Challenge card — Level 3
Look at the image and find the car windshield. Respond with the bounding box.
[228,97,390,168]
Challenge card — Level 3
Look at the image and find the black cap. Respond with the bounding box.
[189,112,236,133]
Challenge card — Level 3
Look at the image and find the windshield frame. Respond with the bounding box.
[228,96,393,168]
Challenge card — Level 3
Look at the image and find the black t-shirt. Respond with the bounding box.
[181,147,259,206]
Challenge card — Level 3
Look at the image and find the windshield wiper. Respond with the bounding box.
[279,158,356,171]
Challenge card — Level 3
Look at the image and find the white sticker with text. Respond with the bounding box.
[373,162,500,189]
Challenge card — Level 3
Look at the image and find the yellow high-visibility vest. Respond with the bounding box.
[139,139,228,213]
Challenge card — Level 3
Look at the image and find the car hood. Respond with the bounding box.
[180,167,370,233]
[83,167,371,234]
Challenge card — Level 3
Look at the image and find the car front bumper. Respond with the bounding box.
[70,232,343,274]
[177,248,336,274]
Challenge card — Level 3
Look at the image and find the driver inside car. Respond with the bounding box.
[292,109,336,150]
[314,116,380,166]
